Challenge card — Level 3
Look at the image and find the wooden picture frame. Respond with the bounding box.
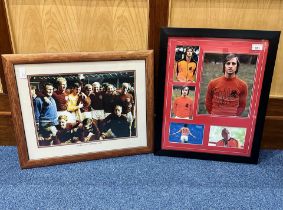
[155,28,280,164]
[2,50,154,168]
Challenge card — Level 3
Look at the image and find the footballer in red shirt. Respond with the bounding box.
[205,54,248,116]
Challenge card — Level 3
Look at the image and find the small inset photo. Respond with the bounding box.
[171,86,195,119]
[208,126,246,149]
[169,122,204,145]
[174,46,200,82]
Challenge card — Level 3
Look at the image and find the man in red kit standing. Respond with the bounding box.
[172,86,194,119]
[216,128,239,148]
[52,77,71,120]
[91,82,104,120]
[205,54,248,116]
[118,83,135,121]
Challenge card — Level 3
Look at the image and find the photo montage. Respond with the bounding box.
[161,38,269,157]
[29,71,137,147]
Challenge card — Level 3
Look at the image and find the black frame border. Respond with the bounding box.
[154,27,280,164]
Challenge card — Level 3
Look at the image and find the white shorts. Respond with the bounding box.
[82,111,92,120]
[180,135,188,143]
[68,112,77,123]
[91,110,105,120]
[68,111,83,123]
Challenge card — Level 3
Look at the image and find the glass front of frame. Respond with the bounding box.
[161,38,268,157]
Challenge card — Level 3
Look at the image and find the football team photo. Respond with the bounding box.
[29,71,137,147]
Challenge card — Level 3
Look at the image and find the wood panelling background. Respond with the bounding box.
[0,115,14,146]
[262,97,283,149]
[148,0,170,80]
[4,0,149,53]
[0,0,12,93]
[169,0,283,97]
[0,0,13,144]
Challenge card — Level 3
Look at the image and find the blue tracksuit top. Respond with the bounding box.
[34,96,58,124]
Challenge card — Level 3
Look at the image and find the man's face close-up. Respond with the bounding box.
[114,106,122,117]
[58,81,67,92]
[73,86,81,94]
[30,89,36,97]
[222,129,230,141]
[122,85,129,94]
[107,86,114,94]
[45,85,54,97]
[186,49,193,57]
[93,85,100,93]
[85,86,93,95]
[225,57,238,75]
[182,87,189,96]
[59,119,67,129]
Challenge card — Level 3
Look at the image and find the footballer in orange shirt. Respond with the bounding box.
[172,86,194,119]
[205,54,248,116]
[175,47,197,82]
[216,128,239,148]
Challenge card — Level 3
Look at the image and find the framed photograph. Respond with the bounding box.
[155,28,280,163]
[2,51,154,168]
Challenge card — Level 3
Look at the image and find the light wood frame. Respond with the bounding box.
[2,50,154,168]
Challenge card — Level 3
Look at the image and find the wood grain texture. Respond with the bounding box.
[265,96,283,116]
[169,0,283,97]
[145,49,154,151]
[1,51,154,168]
[21,146,152,168]
[262,117,283,149]
[0,115,15,145]
[148,0,169,73]
[0,0,13,93]
[4,0,148,53]
[0,94,10,112]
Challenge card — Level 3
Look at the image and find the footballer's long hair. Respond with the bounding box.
[222,54,240,74]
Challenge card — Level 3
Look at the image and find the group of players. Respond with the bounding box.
[31,76,135,146]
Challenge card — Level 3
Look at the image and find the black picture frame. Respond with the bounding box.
[154,28,280,164]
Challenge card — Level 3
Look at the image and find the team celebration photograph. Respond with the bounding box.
[29,71,137,147]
